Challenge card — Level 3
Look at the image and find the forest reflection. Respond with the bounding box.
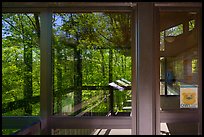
[2,13,132,121]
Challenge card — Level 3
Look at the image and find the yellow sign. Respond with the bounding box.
[180,85,198,108]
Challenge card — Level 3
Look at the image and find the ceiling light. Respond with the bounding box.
[165,36,175,43]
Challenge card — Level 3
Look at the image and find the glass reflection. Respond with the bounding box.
[52,13,132,116]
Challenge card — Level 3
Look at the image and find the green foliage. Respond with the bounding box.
[189,20,195,31]
[2,12,132,120]
[52,13,132,116]
[2,13,40,117]
[192,58,197,73]
[165,24,183,36]
[2,129,20,135]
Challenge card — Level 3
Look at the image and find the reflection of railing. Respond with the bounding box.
[73,94,107,116]
[167,80,197,96]
[3,85,131,135]
[167,85,179,95]
[53,129,95,135]
[160,79,180,95]
[109,78,132,115]
[75,97,106,117]
[74,93,109,117]
[2,116,40,135]
[13,121,41,135]
[3,86,132,114]
[2,96,40,114]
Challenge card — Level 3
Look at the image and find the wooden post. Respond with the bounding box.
[40,11,52,135]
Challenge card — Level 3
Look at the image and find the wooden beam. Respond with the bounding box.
[40,11,52,135]
[49,116,131,129]
[2,116,40,129]
[136,2,156,135]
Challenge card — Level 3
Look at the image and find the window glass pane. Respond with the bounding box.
[52,13,132,117]
[192,58,198,73]
[160,11,198,98]
[160,82,165,95]
[2,13,40,116]
[160,31,165,51]
[189,19,195,31]
[160,57,165,79]
[159,10,199,135]
[165,24,183,37]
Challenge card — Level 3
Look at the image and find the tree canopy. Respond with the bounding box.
[2,12,132,126]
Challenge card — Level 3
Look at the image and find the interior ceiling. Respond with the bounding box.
[160,11,197,31]
[160,11,198,57]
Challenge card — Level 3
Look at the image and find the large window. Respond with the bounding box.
[51,12,132,134]
[2,2,201,135]
[2,13,40,134]
[52,13,132,118]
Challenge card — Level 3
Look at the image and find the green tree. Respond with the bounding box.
[2,13,40,116]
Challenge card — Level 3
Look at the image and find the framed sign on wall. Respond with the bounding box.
[180,85,198,108]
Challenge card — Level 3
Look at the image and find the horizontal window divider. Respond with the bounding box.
[160,109,199,123]
[54,86,131,97]
[82,86,131,90]
[13,121,41,135]
[2,2,136,8]
[49,116,131,129]
[3,85,131,114]
[2,116,40,129]
[2,2,136,13]
[155,2,202,8]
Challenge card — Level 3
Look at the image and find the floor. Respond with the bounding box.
[91,123,170,135]
[92,129,131,135]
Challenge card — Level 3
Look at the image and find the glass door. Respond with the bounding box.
[158,8,202,135]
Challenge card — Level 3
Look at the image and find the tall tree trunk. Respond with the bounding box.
[100,49,105,78]
[19,14,33,115]
[52,35,55,115]
[74,47,82,115]
[23,41,33,115]
[56,45,63,115]
[34,14,40,39]
[124,56,127,78]
[109,49,114,115]
[121,55,124,76]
